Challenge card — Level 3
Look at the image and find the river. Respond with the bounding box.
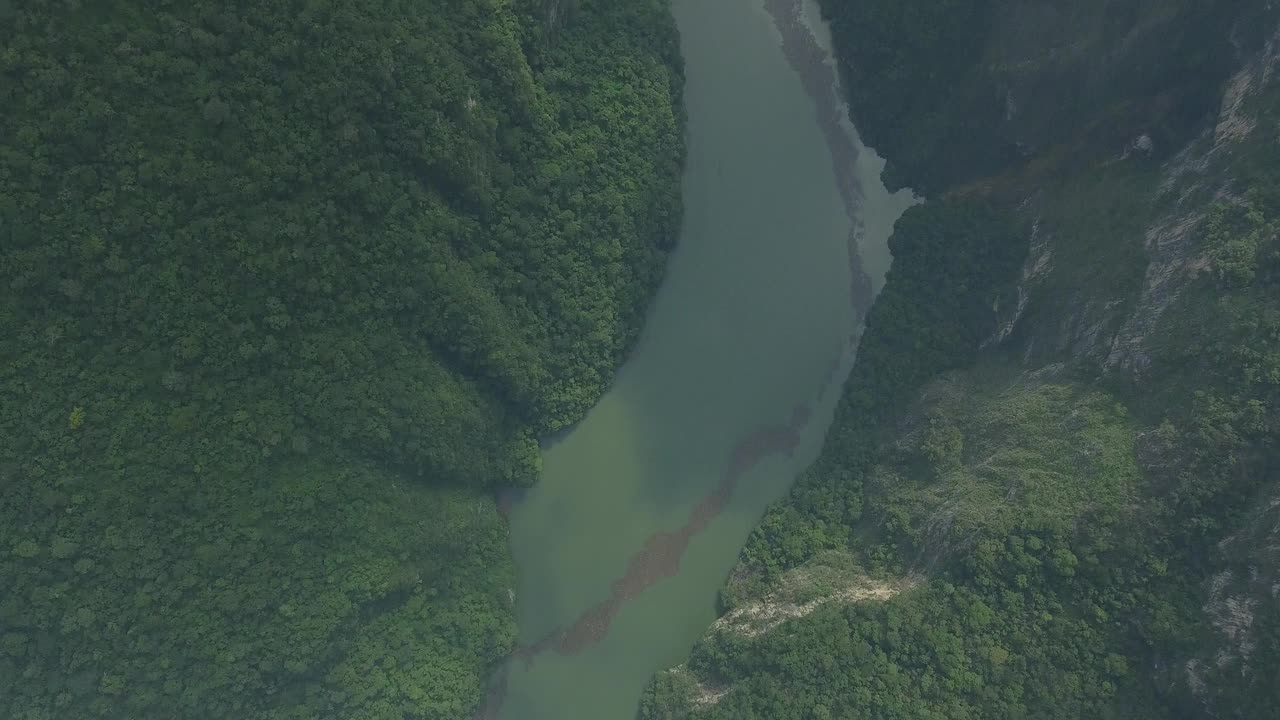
[486,0,913,717]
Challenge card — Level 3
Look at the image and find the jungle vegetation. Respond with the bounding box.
[0,0,684,717]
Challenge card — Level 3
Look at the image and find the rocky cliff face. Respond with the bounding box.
[826,0,1275,194]
[643,2,1280,717]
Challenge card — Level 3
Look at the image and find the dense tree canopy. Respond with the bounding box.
[0,0,684,717]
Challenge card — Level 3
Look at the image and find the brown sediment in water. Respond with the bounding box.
[476,404,816,718]
[475,5,873,717]
[763,0,877,316]
[510,404,813,661]
[553,402,811,655]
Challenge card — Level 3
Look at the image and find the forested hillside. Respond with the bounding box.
[0,0,683,717]
[644,1,1280,718]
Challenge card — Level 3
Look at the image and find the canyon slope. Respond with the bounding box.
[644,1,1280,717]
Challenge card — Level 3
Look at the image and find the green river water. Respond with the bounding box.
[495,0,913,717]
